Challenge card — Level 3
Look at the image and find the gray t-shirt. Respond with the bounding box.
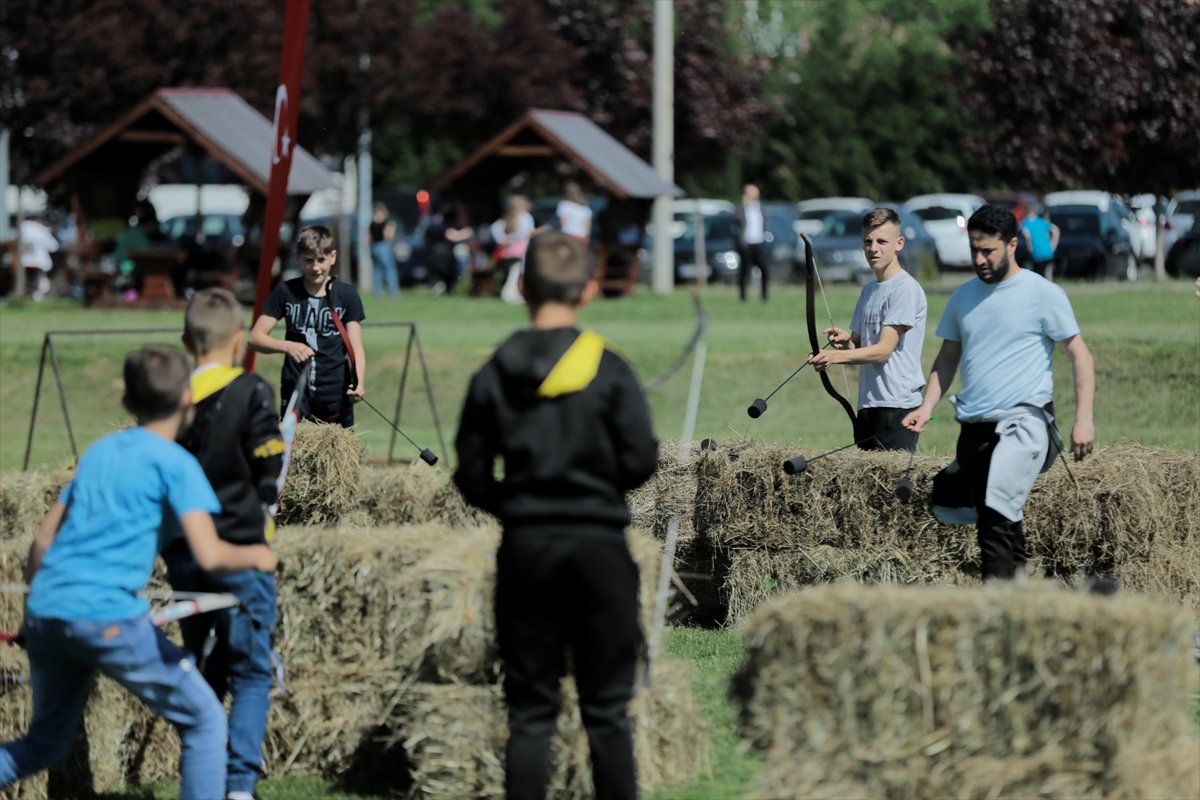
[849,270,928,410]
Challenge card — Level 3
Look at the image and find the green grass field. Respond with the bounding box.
[3,279,1198,473]
[2,278,1197,798]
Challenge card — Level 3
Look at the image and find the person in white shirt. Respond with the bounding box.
[20,216,59,302]
[808,208,928,451]
[735,184,769,302]
[556,182,592,244]
[491,195,541,304]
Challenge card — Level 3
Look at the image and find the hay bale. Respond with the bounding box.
[360,463,442,526]
[276,422,365,526]
[0,470,72,541]
[734,583,1200,799]
[692,441,1200,623]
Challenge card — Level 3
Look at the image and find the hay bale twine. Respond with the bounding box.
[733,583,1200,799]
[276,422,365,526]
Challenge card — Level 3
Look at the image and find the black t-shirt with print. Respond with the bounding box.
[262,277,365,408]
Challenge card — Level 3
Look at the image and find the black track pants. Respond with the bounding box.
[496,527,641,800]
[957,422,1027,580]
[738,243,769,301]
[854,406,920,452]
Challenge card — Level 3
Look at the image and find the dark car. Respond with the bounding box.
[761,202,806,283]
[670,211,741,284]
[1048,204,1136,280]
[1165,232,1200,278]
[808,210,871,283]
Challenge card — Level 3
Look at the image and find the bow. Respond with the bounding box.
[802,234,857,431]
[645,288,708,395]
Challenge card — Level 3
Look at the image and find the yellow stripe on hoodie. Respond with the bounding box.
[537,331,605,398]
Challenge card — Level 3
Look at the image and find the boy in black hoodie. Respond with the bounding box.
[454,233,657,800]
[166,288,284,800]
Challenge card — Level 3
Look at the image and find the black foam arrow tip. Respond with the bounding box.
[419,449,439,466]
[748,399,767,419]
[894,478,914,502]
[700,438,716,451]
[782,455,808,475]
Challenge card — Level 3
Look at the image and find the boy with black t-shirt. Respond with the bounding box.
[249,226,366,427]
[454,232,658,800]
[166,288,285,800]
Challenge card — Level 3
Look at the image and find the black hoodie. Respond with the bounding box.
[453,327,657,531]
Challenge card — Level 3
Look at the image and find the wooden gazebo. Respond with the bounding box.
[433,109,681,296]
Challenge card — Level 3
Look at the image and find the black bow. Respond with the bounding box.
[802,234,857,432]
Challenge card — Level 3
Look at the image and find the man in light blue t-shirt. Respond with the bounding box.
[903,205,1095,581]
[809,207,927,451]
[1020,203,1060,279]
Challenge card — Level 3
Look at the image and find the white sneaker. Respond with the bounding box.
[430,280,446,297]
[227,792,255,800]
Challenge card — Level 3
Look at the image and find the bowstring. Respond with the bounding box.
[812,260,854,403]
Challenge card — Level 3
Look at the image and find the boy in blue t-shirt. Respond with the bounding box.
[903,206,1094,581]
[1020,203,1060,279]
[0,346,277,800]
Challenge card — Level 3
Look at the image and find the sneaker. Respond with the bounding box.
[430,281,446,297]
[227,792,257,800]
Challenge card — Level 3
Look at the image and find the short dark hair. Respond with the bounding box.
[862,207,901,232]
[124,345,191,423]
[296,225,335,257]
[967,204,1018,243]
[183,288,243,354]
[523,232,591,306]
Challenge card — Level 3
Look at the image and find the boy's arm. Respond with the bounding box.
[608,358,658,491]
[182,511,276,574]
[810,325,905,369]
[1050,223,1061,252]
[24,500,67,585]
[346,320,366,401]
[249,314,313,362]
[902,339,962,432]
[246,381,285,503]
[1057,333,1095,461]
[453,372,502,514]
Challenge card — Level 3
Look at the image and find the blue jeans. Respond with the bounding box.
[371,241,399,298]
[0,614,227,800]
[165,554,277,795]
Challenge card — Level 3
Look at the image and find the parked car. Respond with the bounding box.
[1045,191,1145,264]
[672,211,741,283]
[878,202,937,279]
[904,193,986,270]
[1047,204,1136,280]
[1165,231,1200,278]
[761,202,806,282]
[794,197,875,238]
[1165,190,1200,251]
[808,210,871,283]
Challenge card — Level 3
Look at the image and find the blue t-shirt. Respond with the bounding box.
[28,427,220,622]
[1021,216,1055,261]
[935,269,1080,421]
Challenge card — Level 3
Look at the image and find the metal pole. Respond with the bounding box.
[22,334,50,471]
[693,209,707,287]
[339,156,356,284]
[413,327,449,467]
[388,324,415,463]
[650,0,674,296]
[47,336,78,461]
[355,0,373,294]
[0,128,10,241]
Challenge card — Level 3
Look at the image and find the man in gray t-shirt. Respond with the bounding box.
[808,208,928,451]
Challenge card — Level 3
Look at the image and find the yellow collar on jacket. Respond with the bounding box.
[192,365,244,403]
[537,331,605,398]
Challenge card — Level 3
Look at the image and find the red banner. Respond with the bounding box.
[245,0,313,372]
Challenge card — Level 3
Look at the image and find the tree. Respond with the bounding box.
[955,0,1200,193]
[740,0,993,202]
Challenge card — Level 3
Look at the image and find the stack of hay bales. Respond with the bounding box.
[0,470,72,541]
[733,583,1200,799]
[0,427,709,799]
[638,440,1199,625]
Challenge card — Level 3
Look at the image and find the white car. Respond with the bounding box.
[794,197,875,238]
[1044,191,1147,262]
[904,193,986,269]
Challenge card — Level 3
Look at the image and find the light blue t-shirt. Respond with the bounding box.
[935,269,1080,421]
[849,270,928,410]
[1021,216,1055,261]
[28,427,220,622]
